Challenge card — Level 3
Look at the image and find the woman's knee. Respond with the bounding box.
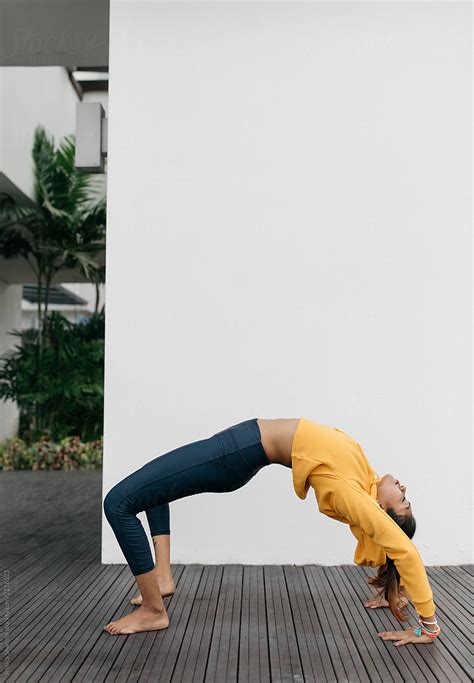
[103,484,129,520]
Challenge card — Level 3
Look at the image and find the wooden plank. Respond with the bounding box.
[7,564,125,682]
[359,566,471,683]
[428,567,472,608]
[303,565,352,682]
[12,530,99,572]
[419,592,473,666]
[306,566,366,682]
[169,564,222,682]
[4,548,100,630]
[1,532,97,584]
[360,565,471,682]
[216,564,242,682]
[284,565,336,682]
[337,565,416,683]
[263,565,303,682]
[346,565,432,682]
[425,571,471,631]
[7,554,107,656]
[401,595,473,682]
[396,567,472,646]
[275,564,305,681]
[126,564,203,681]
[104,564,187,683]
[237,565,271,682]
[201,564,241,682]
[441,566,472,593]
[313,566,371,682]
[323,566,399,683]
[2,470,472,683]
[33,565,132,683]
[1,470,101,592]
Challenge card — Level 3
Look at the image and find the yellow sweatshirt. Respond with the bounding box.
[291,417,436,617]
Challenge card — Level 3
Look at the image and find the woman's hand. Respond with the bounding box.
[364,593,409,609]
[377,628,433,646]
[364,595,390,608]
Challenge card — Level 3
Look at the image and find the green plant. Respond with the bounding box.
[0,125,106,434]
[0,437,29,470]
[0,434,103,470]
[0,125,106,321]
[0,311,105,442]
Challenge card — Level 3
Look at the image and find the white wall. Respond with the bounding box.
[0,67,78,198]
[103,1,471,567]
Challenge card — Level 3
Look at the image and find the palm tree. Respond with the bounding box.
[0,125,106,432]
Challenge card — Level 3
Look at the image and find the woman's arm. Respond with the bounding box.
[331,481,441,644]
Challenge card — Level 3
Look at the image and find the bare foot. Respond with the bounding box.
[130,576,176,605]
[103,605,169,635]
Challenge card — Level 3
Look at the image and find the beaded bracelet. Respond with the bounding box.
[414,626,441,638]
[416,617,440,636]
[414,618,441,639]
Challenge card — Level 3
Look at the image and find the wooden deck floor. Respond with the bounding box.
[0,470,472,682]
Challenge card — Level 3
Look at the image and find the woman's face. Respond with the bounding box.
[377,474,411,516]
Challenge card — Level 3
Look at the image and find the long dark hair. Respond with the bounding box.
[367,508,416,621]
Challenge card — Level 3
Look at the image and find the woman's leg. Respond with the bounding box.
[103,418,270,635]
[152,534,174,588]
[146,504,174,587]
[130,504,175,605]
[103,487,169,634]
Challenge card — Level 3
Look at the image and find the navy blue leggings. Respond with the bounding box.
[103,418,270,576]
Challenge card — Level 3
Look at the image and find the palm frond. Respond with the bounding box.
[55,134,93,210]
[62,249,102,280]
[32,126,58,211]
[32,126,94,217]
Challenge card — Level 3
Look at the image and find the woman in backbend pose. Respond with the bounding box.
[103,417,441,644]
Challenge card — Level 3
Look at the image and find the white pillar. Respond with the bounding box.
[0,282,22,439]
